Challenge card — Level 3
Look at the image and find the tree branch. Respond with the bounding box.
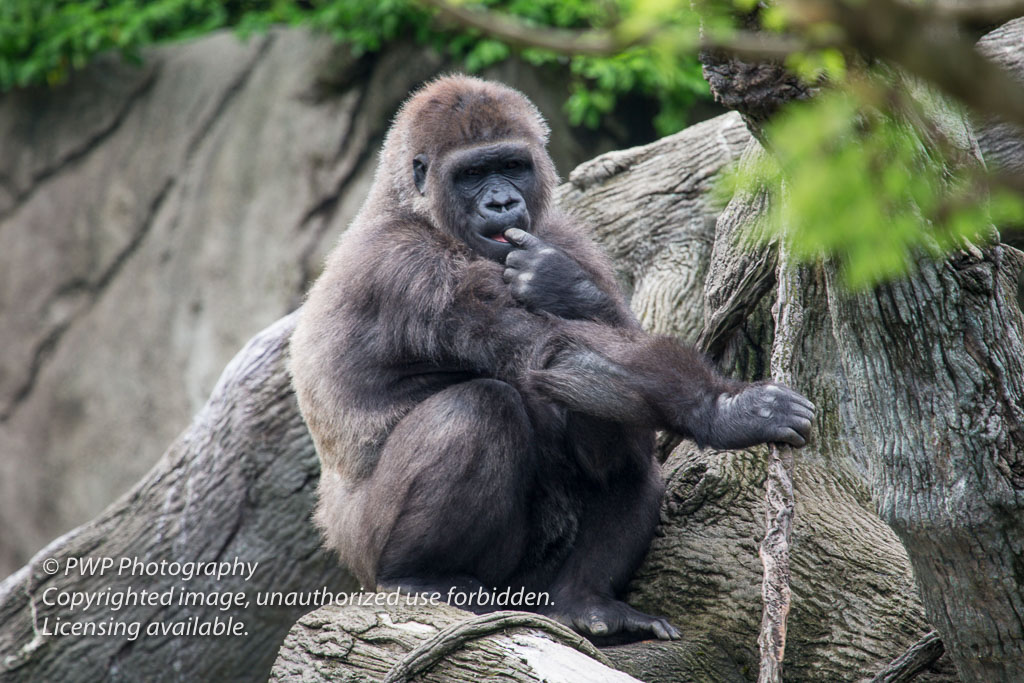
[927,0,1024,25]
[756,235,803,683]
[756,443,794,683]
[419,0,1024,132]
[417,0,808,60]
[868,630,944,683]
[419,0,631,56]
[382,611,612,683]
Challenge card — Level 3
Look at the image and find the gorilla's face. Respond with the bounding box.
[415,142,540,262]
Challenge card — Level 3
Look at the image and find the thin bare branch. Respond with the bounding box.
[757,231,803,683]
[703,31,810,61]
[757,444,794,683]
[868,630,944,683]
[418,0,632,56]
[418,0,807,60]
[419,0,1024,131]
[926,0,1024,25]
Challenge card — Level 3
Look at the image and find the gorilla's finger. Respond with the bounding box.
[789,404,815,421]
[653,619,681,641]
[503,268,517,283]
[792,416,813,435]
[624,611,679,640]
[774,427,806,447]
[769,383,813,405]
[782,389,815,412]
[575,614,609,636]
[787,393,814,411]
[505,250,526,268]
[504,227,542,249]
[649,621,671,640]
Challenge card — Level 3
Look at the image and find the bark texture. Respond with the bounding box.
[555,112,752,342]
[822,221,1024,681]
[694,18,1024,682]
[975,18,1024,253]
[0,314,355,682]
[785,30,1024,683]
[270,604,639,683]
[870,632,945,683]
[975,18,1024,179]
[699,51,817,134]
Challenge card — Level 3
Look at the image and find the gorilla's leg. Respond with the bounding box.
[371,379,535,607]
[542,433,681,641]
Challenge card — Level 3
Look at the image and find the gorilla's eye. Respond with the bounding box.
[464,167,482,177]
[505,160,522,171]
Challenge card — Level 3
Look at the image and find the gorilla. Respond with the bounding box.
[289,75,813,641]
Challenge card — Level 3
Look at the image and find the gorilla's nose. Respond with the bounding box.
[485,194,520,214]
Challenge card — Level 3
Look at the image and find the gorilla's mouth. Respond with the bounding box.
[490,234,509,243]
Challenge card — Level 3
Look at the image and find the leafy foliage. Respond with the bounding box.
[719,78,1024,289]
[0,0,708,136]
[6,1,1015,286]
[0,0,227,88]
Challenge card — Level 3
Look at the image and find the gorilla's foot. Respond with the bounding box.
[547,596,681,642]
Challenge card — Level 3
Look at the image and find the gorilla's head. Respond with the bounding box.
[380,75,559,261]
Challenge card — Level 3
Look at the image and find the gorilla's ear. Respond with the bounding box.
[413,154,429,195]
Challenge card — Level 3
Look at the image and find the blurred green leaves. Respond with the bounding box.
[0,0,709,136]
[0,0,228,88]
[719,82,1024,289]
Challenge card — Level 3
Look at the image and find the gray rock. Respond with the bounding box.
[0,28,644,577]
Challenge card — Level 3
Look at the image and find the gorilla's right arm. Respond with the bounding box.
[353,223,813,450]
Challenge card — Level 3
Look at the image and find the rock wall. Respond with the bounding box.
[0,28,654,577]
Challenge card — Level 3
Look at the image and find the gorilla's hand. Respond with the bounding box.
[503,228,615,321]
[707,382,814,449]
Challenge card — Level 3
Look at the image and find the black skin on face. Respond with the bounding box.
[418,143,632,326]
[415,142,537,262]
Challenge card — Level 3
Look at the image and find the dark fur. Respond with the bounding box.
[290,75,812,641]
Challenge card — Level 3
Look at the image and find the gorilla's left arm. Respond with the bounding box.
[502,226,636,328]
[528,324,815,449]
[499,223,813,449]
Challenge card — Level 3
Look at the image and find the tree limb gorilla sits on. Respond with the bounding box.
[289,75,814,641]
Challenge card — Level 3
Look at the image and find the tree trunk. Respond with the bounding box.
[823,130,1024,682]
[697,18,1024,683]
[810,191,1024,683]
